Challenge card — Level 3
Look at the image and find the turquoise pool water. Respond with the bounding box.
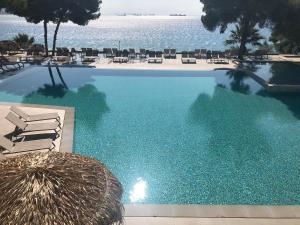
[0,66,300,205]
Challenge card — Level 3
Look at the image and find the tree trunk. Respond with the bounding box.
[55,66,68,89]
[238,36,247,60]
[47,66,55,86]
[52,20,61,57]
[43,20,49,57]
[238,18,250,60]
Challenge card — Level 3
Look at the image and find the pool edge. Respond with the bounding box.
[124,204,300,218]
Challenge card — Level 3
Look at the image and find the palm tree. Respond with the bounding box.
[225,22,265,60]
[13,33,35,49]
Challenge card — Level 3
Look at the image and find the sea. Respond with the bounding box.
[0,15,270,51]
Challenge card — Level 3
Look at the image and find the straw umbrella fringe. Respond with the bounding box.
[0,152,124,225]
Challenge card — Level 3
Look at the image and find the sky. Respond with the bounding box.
[101,0,204,15]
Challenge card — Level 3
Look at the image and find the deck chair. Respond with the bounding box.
[0,135,55,154]
[206,51,212,62]
[5,112,61,138]
[155,51,163,63]
[211,51,220,63]
[148,51,156,63]
[181,51,189,64]
[112,48,118,57]
[216,52,229,64]
[10,106,61,124]
[200,49,207,59]
[188,51,197,64]
[0,56,24,70]
[129,49,136,59]
[170,49,177,59]
[139,49,147,59]
[194,49,201,59]
[164,49,171,59]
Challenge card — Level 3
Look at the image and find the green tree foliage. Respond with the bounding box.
[200,0,300,55]
[13,33,34,49]
[269,0,300,54]
[225,22,264,54]
[0,0,7,9]
[4,0,55,56]
[2,0,102,57]
[200,0,272,59]
[50,0,102,56]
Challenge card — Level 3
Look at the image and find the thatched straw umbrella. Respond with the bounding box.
[0,152,124,225]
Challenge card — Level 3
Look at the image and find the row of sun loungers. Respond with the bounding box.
[103,48,164,64]
[252,50,269,60]
[20,49,45,64]
[207,51,230,64]
[103,48,231,64]
[0,47,232,67]
[1,45,270,67]
[180,50,230,64]
[56,47,70,57]
[0,106,61,154]
[49,47,233,65]
[82,48,99,57]
[0,56,24,73]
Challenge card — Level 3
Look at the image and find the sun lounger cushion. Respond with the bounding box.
[13,139,54,153]
[182,58,197,64]
[6,112,27,130]
[0,135,54,154]
[148,58,163,64]
[0,136,14,150]
[5,112,60,132]
[11,106,60,122]
[25,122,60,132]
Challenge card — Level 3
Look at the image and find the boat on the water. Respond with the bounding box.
[170,14,187,16]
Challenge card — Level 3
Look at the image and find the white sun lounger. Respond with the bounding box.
[181,58,197,64]
[10,106,61,123]
[0,135,55,154]
[170,49,177,59]
[113,57,129,63]
[5,112,61,138]
[148,57,156,63]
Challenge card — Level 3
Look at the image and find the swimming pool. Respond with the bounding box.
[0,66,300,205]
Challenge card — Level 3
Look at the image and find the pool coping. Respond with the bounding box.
[124,204,300,218]
[0,102,74,153]
[234,62,300,93]
[248,70,300,93]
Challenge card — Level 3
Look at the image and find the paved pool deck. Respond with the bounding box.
[123,204,300,225]
[123,217,300,225]
[89,54,300,72]
[91,56,237,71]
